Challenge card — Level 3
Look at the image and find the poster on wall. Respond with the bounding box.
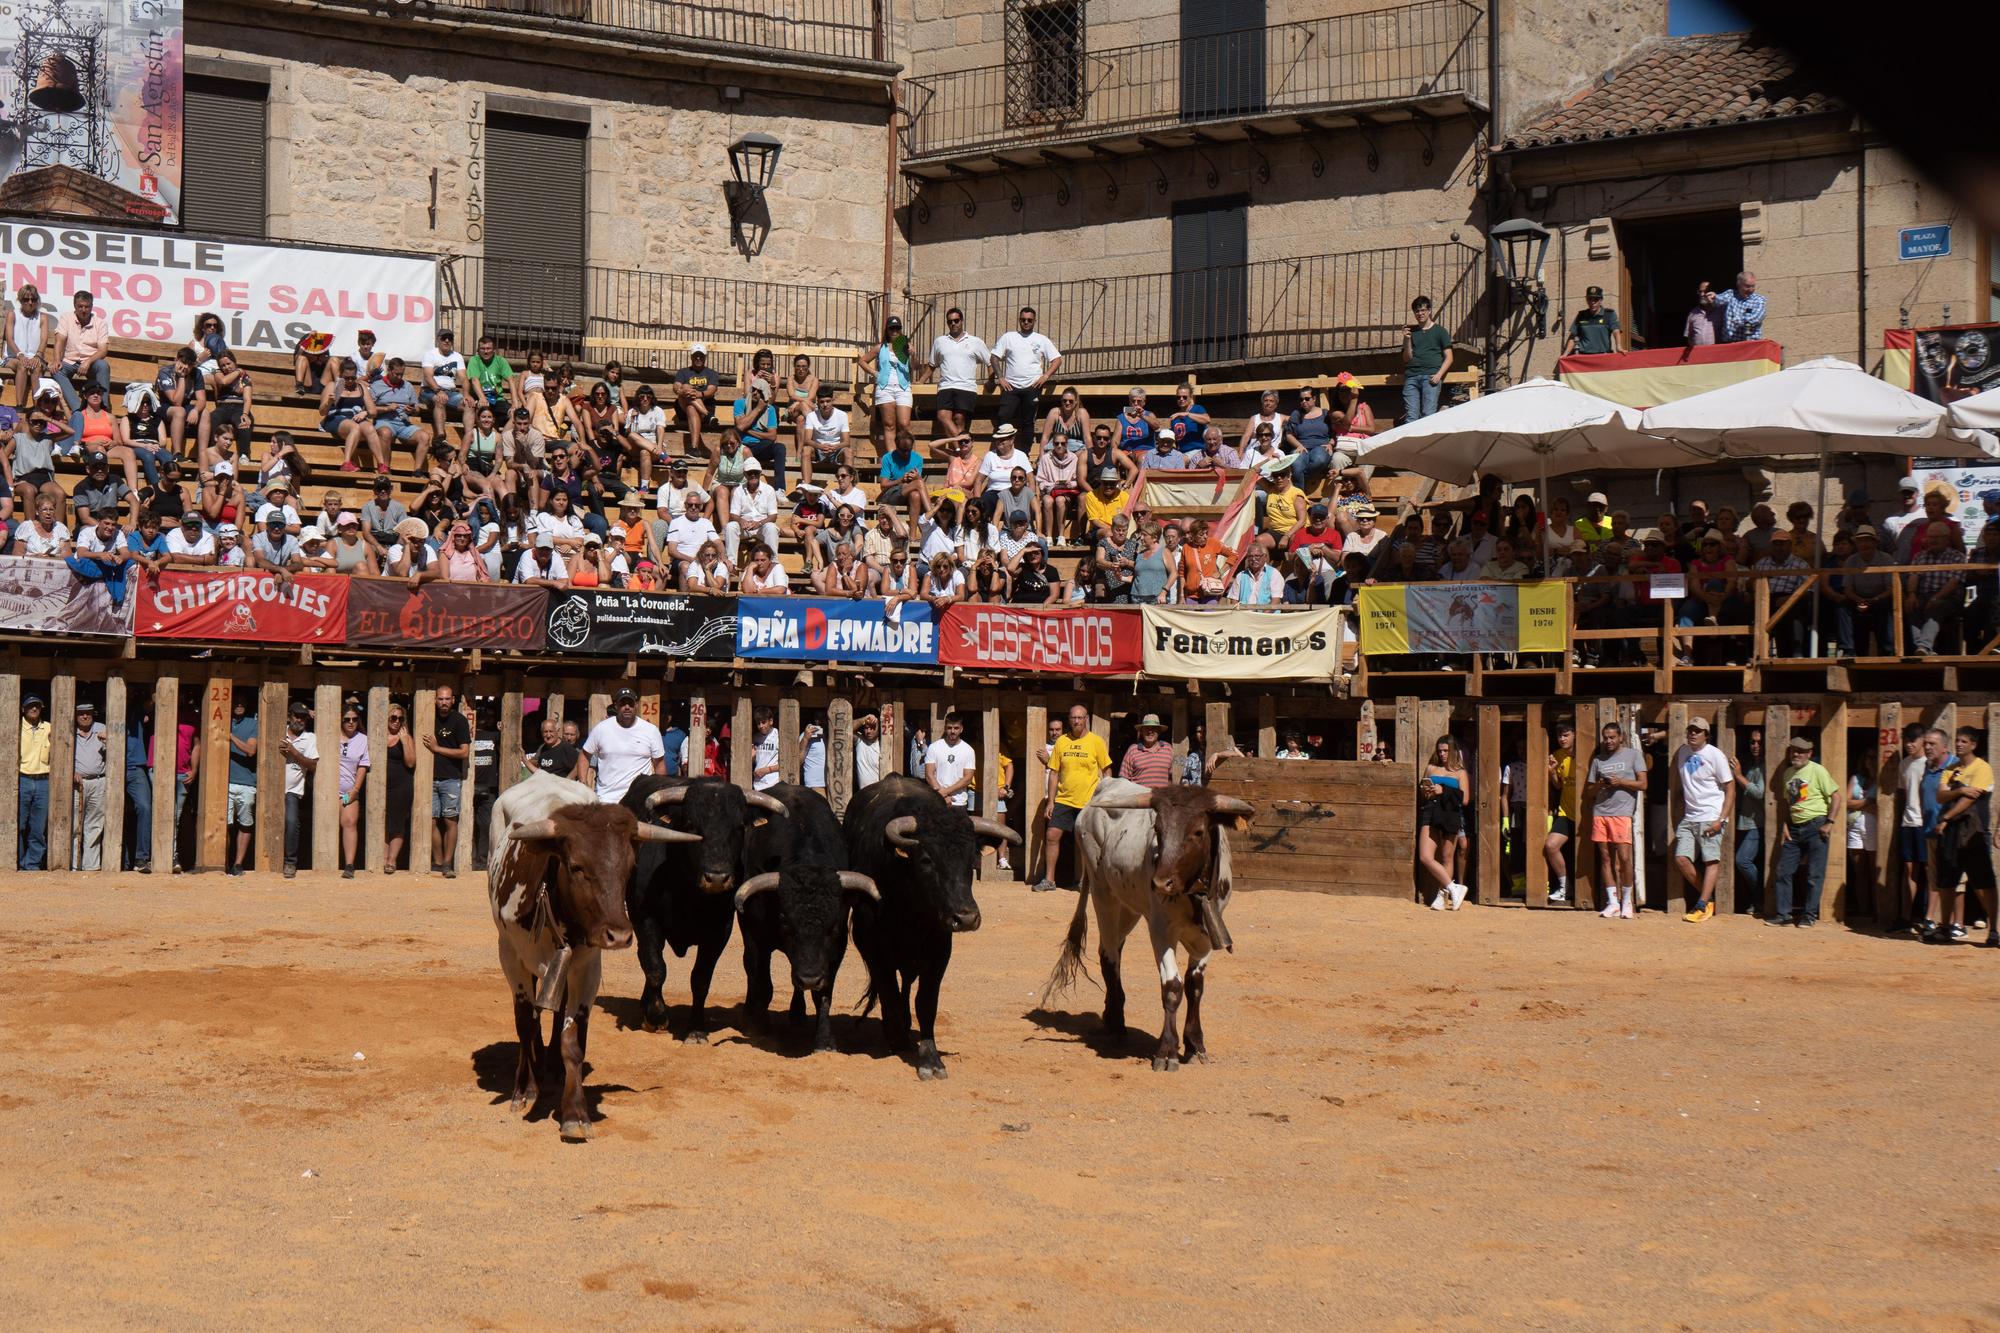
[1912,464,2000,549]
[1908,323,2000,404]
[1356,582,1569,655]
[0,0,182,225]
[0,218,438,355]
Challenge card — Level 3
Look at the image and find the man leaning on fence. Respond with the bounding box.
[71,698,108,872]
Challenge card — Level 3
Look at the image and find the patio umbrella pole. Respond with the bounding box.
[1809,440,1829,657]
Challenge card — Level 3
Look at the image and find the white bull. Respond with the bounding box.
[1045,778,1256,1071]
[488,771,697,1140]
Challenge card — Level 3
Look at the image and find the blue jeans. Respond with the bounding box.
[1771,816,1831,922]
[1290,443,1332,490]
[56,358,111,410]
[1734,824,1762,901]
[1401,373,1441,422]
[18,773,47,869]
[744,436,787,492]
[124,763,153,868]
[1833,601,1892,656]
[64,554,133,607]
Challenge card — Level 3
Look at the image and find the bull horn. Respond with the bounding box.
[884,815,919,848]
[635,823,702,845]
[969,817,1022,847]
[645,785,689,810]
[733,872,783,909]
[745,790,789,817]
[1090,789,1156,811]
[508,818,562,841]
[1207,796,1256,819]
[838,871,881,901]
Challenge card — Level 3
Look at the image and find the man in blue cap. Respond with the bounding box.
[1980,489,2000,525]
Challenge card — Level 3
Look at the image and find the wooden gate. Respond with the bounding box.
[1209,756,1416,896]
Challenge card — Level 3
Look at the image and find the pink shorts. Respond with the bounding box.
[1591,815,1633,845]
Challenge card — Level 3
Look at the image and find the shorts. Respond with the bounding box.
[466,454,495,476]
[1418,796,1462,838]
[210,401,245,429]
[935,388,977,417]
[1898,826,1930,864]
[19,467,51,486]
[1590,815,1633,844]
[321,412,361,436]
[384,418,421,443]
[422,387,465,411]
[1048,485,1080,500]
[875,385,912,409]
[1051,803,1081,832]
[432,778,462,819]
[1673,817,1722,863]
[1550,815,1575,839]
[228,782,256,826]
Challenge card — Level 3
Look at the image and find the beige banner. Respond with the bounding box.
[1141,606,1341,680]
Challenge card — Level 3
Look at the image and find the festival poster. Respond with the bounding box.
[346,579,548,651]
[0,552,134,635]
[1,0,182,224]
[736,597,937,665]
[1909,323,2000,404]
[135,569,347,643]
[0,218,438,357]
[1140,606,1340,680]
[1356,582,1568,655]
[938,604,1142,675]
[1913,464,2000,548]
[542,588,736,658]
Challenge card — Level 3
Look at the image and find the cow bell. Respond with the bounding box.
[535,945,572,1012]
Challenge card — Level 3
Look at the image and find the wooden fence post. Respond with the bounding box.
[732,696,753,791]
[365,683,390,873]
[827,696,854,815]
[411,683,436,874]
[980,693,1001,823]
[1525,702,1548,907]
[1476,704,1501,906]
[1873,702,1902,924]
[200,673,232,871]
[0,665,19,860]
[499,683,525,790]
[880,697,901,776]
[151,674,176,872]
[1256,694,1277,759]
[49,670,75,870]
[1357,698,1377,761]
[103,675,126,873]
[1204,702,1231,769]
[1822,698,1849,922]
[1665,699,1691,917]
[1762,703,1790,919]
[455,679,476,874]
[1573,698,1598,911]
[685,691,707,777]
[313,680,341,872]
[1716,701,1737,916]
[1393,695,1417,767]
[1025,700,1049,881]
[256,678,287,872]
[779,696,801,784]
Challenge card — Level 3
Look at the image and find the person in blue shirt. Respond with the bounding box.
[123,702,153,872]
[227,694,259,876]
[731,377,788,492]
[878,428,928,527]
[1168,383,1210,451]
[662,713,689,778]
[856,315,913,451]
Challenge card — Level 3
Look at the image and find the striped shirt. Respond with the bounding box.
[1118,740,1177,789]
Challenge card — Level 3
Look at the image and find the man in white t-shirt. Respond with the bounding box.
[971,424,1028,526]
[749,705,781,791]
[853,711,881,789]
[1672,716,1736,922]
[420,328,469,444]
[925,306,991,441]
[988,305,1061,442]
[582,689,666,802]
[655,458,694,520]
[725,460,781,566]
[924,712,977,809]
[279,701,319,878]
[164,510,216,567]
[797,383,851,488]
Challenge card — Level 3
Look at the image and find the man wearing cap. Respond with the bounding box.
[71,450,129,529]
[583,688,666,804]
[17,693,49,870]
[1575,492,1614,551]
[654,456,695,521]
[923,305,990,442]
[1830,525,1897,655]
[1769,734,1843,927]
[386,516,434,580]
[1083,465,1132,545]
[673,345,720,456]
[1752,531,1813,657]
[1399,295,1452,422]
[250,511,305,582]
[68,698,109,871]
[724,457,780,567]
[279,702,319,879]
[1672,716,1736,922]
[970,422,1029,526]
[988,305,1062,441]
[1562,285,1624,357]
[1140,427,1191,472]
[513,531,569,588]
[1879,477,1923,547]
[423,684,472,877]
[359,476,407,557]
[1118,714,1176,789]
[226,691,259,877]
[1285,502,1343,603]
[163,510,216,567]
[253,480,302,536]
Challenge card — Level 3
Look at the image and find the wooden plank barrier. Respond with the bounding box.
[1207,756,1417,897]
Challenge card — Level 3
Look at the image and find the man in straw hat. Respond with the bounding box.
[1118,714,1176,790]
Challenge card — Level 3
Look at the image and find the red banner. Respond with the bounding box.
[939,605,1142,675]
[136,571,349,644]
[346,578,548,651]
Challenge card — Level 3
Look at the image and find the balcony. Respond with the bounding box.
[901,0,1487,177]
[912,239,1484,378]
[290,0,888,75]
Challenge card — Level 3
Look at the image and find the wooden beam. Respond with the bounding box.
[1205,701,1231,769]
[102,675,126,873]
[364,683,389,873]
[313,680,341,873]
[1665,700,1691,917]
[1822,698,1849,923]
[1525,702,1548,907]
[151,674,176,872]
[587,690,611,738]
[779,696,801,784]
[1024,700,1047,882]
[685,690,708,777]
[827,695,854,816]
[1357,698,1378,761]
[1716,701,1737,916]
[731,695,753,791]
[980,694,1001,822]
[410,682,436,874]
[1170,698,1189,772]
[0,666,19,862]
[1762,703,1790,919]
[1573,698,1597,911]
[880,695,901,776]
[256,678,287,873]
[454,681,475,874]
[1257,694,1277,759]
[1476,705,1501,907]
[498,683,525,791]
[200,673,232,871]
[1873,702,1902,924]
[1394,695,1417,767]
[48,670,75,871]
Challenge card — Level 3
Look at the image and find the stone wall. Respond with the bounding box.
[1496,0,1665,136]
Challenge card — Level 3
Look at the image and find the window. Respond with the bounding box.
[1171,196,1248,365]
[182,76,268,237]
[1007,0,1085,124]
[483,112,588,353]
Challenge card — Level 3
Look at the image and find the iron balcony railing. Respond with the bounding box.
[903,0,1486,163]
[338,0,884,65]
[913,240,1485,378]
[436,256,881,370]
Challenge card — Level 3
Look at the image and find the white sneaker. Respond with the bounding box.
[1548,887,1569,904]
[1448,883,1469,910]
[1429,891,1447,911]
[1600,899,1620,917]
[1620,894,1636,920]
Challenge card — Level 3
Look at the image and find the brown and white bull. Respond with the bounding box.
[1045,778,1256,1071]
[488,771,699,1141]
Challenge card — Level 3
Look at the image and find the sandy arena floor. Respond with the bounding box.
[1,869,1995,1330]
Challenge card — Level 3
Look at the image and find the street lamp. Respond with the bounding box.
[1490,216,1551,336]
[725,132,783,259]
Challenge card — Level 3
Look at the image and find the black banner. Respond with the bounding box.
[543,590,738,658]
[1913,323,2000,404]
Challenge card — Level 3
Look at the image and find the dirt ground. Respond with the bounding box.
[2,870,1996,1331]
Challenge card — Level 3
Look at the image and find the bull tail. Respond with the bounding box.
[1038,884,1096,1005]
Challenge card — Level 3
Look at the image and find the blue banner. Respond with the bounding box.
[736,598,939,664]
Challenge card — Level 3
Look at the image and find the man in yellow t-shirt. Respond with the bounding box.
[18,693,50,871]
[1543,722,1576,904]
[1082,468,1131,542]
[1771,734,1845,927]
[1036,702,1111,893]
[1926,727,1994,943]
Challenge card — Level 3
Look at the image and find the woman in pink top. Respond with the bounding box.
[439,521,488,582]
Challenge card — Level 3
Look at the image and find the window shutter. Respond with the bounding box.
[483,114,588,350]
[182,78,267,237]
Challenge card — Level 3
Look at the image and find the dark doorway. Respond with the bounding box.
[1180,0,1266,121]
[1172,196,1249,365]
[1616,212,1744,352]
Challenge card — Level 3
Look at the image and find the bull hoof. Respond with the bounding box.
[559,1118,589,1142]
[1150,1055,1180,1072]
[680,1030,709,1046]
[641,1008,669,1034]
[510,1090,536,1114]
[916,1062,934,1081]
[812,1035,836,1054]
[1183,1049,1211,1065]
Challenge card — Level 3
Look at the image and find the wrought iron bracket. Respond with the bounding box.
[944,166,980,218]
[1135,138,1173,195]
[1354,115,1382,172]
[1187,133,1223,189]
[911,179,932,225]
[1410,110,1438,167]
[1088,147,1120,201]
[1242,129,1274,185]
[1038,152,1074,207]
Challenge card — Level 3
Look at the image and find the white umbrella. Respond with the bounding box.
[1641,356,1999,650]
[1949,385,2000,433]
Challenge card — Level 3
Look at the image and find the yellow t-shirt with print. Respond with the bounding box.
[1047,732,1111,809]
[1552,750,1575,820]
[1083,488,1130,529]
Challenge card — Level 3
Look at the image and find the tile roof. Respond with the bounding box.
[1501,33,1842,151]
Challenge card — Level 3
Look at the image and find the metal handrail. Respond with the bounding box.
[903,0,1487,161]
[336,0,883,64]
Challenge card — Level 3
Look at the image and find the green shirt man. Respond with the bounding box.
[1778,755,1840,827]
